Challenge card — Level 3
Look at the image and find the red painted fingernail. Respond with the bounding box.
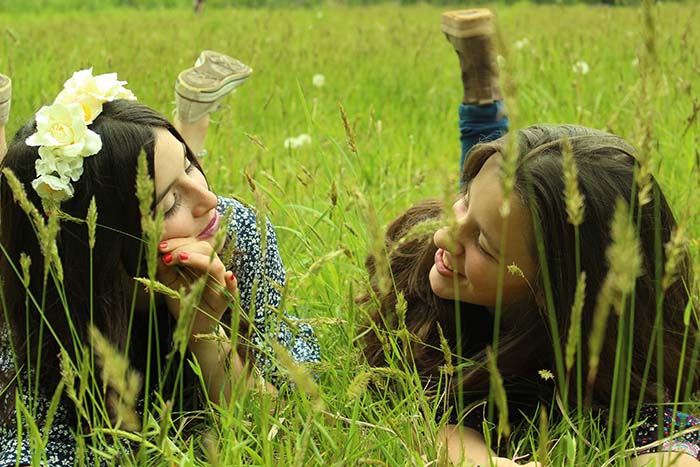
[227,271,235,282]
[179,252,189,261]
[159,241,168,250]
[163,253,172,264]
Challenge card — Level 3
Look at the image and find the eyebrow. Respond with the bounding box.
[155,142,188,205]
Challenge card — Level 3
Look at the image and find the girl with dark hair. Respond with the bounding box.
[0,52,319,465]
[362,10,700,467]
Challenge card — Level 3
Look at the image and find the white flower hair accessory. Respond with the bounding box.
[25,68,137,202]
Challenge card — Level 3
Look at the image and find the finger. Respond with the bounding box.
[159,238,216,255]
[224,270,238,294]
[175,251,227,279]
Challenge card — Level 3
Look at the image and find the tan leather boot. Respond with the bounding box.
[442,9,502,105]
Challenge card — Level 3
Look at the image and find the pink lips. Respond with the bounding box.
[434,248,455,277]
[197,211,221,240]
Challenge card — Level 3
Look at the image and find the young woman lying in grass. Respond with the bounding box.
[362,9,700,467]
[0,53,319,466]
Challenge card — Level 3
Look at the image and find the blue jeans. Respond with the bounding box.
[459,101,508,185]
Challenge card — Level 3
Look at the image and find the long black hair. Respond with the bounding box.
[0,100,201,424]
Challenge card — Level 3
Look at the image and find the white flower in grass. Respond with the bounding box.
[56,68,136,123]
[514,38,530,50]
[25,103,102,159]
[312,74,326,88]
[296,134,312,145]
[496,55,506,69]
[572,61,590,75]
[284,133,312,149]
[32,173,74,202]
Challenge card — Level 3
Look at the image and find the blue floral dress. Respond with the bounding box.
[0,196,320,466]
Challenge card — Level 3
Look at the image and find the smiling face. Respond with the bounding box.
[153,129,222,250]
[429,155,539,307]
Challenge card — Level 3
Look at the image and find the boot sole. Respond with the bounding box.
[442,9,494,38]
[175,71,251,103]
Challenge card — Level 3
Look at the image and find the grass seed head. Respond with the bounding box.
[339,102,357,154]
[346,370,373,402]
[86,197,98,250]
[171,276,208,359]
[89,325,142,430]
[561,138,585,226]
[662,226,688,292]
[437,323,454,377]
[565,272,587,373]
[19,253,31,288]
[486,346,511,440]
[2,167,45,229]
[606,199,642,297]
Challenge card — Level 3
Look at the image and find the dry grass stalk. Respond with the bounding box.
[486,346,510,441]
[587,199,641,390]
[89,325,142,431]
[59,348,89,422]
[135,150,164,280]
[437,323,454,377]
[662,226,688,292]
[86,197,98,250]
[346,370,373,402]
[19,253,31,288]
[171,276,207,359]
[339,102,357,154]
[561,138,585,226]
[565,272,587,373]
[272,341,324,411]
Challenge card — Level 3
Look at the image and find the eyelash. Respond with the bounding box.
[477,238,491,258]
[164,161,196,219]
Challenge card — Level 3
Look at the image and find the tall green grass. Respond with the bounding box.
[1,2,700,465]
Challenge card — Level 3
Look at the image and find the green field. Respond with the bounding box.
[2,2,700,465]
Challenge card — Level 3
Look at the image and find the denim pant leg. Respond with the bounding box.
[459,101,509,184]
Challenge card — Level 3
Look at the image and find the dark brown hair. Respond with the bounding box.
[362,124,697,418]
[0,100,214,424]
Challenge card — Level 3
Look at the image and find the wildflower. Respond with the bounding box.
[539,369,554,381]
[496,54,506,69]
[514,38,530,50]
[283,133,313,149]
[572,61,590,75]
[312,73,326,88]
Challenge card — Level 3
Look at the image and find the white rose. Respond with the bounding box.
[26,103,102,158]
[35,153,85,182]
[32,173,74,202]
[56,68,136,123]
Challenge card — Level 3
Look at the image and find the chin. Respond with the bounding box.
[428,266,453,300]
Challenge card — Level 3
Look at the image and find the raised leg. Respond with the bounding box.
[442,9,508,184]
[174,51,252,163]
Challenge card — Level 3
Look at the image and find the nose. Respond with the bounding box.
[448,198,472,252]
[188,180,218,217]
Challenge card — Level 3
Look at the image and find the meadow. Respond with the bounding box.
[1,1,700,465]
